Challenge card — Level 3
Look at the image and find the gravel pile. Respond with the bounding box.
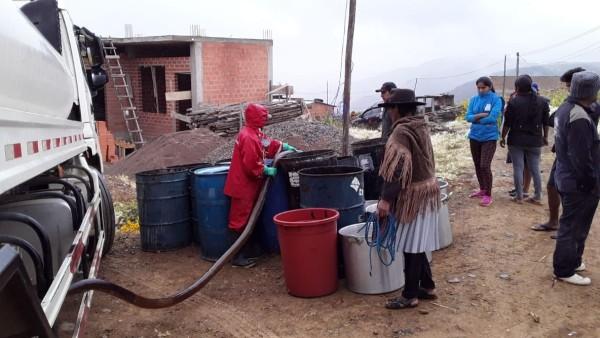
[106,128,223,176]
[204,119,358,163]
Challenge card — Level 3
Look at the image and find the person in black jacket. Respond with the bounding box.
[533,67,586,232]
[500,75,550,204]
[552,71,600,286]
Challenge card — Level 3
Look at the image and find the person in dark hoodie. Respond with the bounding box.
[500,75,550,204]
[532,67,586,232]
[552,71,600,286]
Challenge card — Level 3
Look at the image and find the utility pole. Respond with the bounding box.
[326,81,329,105]
[516,52,520,77]
[413,77,419,92]
[341,0,356,156]
[502,55,507,99]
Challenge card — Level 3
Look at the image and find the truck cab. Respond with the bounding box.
[0,1,115,336]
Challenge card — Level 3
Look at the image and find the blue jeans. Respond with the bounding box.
[508,146,542,200]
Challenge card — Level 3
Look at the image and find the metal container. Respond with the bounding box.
[336,156,359,167]
[437,193,452,249]
[192,166,233,261]
[299,166,365,228]
[167,163,213,245]
[351,138,387,200]
[136,168,192,252]
[339,223,405,294]
[437,177,449,195]
[278,150,337,209]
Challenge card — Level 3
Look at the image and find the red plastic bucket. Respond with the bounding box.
[274,208,339,297]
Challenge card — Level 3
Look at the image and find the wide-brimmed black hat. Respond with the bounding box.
[378,88,425,107]
[375,82,397,93]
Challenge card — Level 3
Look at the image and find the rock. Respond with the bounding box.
[568,332,577,337]
[499,273,511,280]
[101,308,111,314]
[447,277,462,284]
[529,312,540,323]
[419,309,429,315]
[467,273,477,278]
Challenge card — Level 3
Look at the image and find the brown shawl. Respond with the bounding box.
[379,115,440,223]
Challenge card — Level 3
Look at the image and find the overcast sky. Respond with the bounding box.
[54,0,600,102]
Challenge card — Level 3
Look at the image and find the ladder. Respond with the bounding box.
[101,39,145,148]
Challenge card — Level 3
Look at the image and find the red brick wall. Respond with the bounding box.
[105,41,270,140]
[202,42,269,105]
[105,55,190,141]
[308,102,334,120]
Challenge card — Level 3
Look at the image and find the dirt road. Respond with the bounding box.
[60,146,600,337]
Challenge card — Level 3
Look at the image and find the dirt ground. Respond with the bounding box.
[59,144,600,338]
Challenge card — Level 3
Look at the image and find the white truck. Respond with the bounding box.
[0,0,115,336]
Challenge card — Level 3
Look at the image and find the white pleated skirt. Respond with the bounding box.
[394,206,440,254]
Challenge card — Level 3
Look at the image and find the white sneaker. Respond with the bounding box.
[559,273,591,286]
[576,263,586,272]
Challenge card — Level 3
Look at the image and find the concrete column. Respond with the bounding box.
[190,41,204,106]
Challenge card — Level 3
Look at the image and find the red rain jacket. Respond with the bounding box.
[224,103,281,202]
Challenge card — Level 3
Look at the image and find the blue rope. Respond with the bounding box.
[361,212,399,275]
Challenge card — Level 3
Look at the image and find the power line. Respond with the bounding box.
[522,23,600,56]
[330,0,349,106]
[416,60,504,81]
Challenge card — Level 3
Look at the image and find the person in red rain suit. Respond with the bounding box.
[224,103,296,267]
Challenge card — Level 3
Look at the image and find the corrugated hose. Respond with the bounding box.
[68,150,293,309]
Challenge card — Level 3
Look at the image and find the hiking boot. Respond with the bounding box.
[558,273,591,286]
[232,254,257,268]
[480,195,493,207]
[230,230,262,268]
[469,190,486,198]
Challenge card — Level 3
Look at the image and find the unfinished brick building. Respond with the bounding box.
[99,35,273,142]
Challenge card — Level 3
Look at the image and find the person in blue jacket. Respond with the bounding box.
[465,76,503,207]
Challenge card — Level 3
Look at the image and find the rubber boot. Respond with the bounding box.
[231,230,262,268]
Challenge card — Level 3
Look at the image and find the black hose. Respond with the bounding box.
[0,237,47,297]
[68,151,293,308]
[0,212,54,285]
[61,175,93,203]
[24,177,86,222]
[63,165,96,200]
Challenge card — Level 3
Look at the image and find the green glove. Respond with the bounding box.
[263,166,277,177]
[283,143,297,152]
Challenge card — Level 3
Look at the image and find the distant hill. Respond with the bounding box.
[350,55,509,111]
[449,62,600,102]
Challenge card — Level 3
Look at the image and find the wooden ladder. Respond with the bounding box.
[101,39,145,148]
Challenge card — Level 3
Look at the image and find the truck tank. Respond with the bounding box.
[0,1,75,120]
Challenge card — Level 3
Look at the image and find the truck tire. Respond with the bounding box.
[92,168,115,255]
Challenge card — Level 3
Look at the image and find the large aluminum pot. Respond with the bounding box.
[339,223,404,294]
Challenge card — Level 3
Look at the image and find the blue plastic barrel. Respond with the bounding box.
[299,166,366,228]
[169,163,212,244]
[192,166,233,261]
[258,160,289,253]
[136,168,192,252]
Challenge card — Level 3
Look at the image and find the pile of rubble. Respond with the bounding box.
[205,119,357,163]
[106,128,222,176]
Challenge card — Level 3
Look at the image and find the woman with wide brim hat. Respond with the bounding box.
[376,88,442,309]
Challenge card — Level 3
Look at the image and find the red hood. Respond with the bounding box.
[244,103,268,129]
